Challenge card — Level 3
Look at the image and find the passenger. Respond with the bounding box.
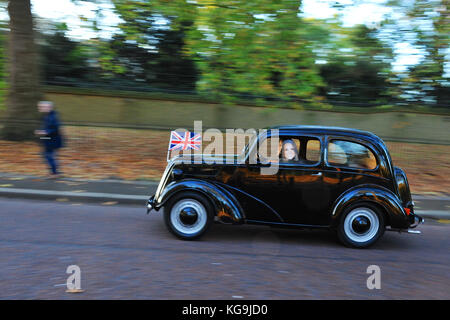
[280,139,299,162]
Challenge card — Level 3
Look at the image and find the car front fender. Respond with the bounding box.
[330,185,409,229]
[155,179,245,224]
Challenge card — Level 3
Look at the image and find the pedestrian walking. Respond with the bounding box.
[34,101,64,178]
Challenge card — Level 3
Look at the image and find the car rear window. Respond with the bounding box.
[327,140,377,170]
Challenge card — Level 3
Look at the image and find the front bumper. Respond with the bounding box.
[147,196,156,214]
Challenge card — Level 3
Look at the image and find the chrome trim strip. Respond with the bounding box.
[155,158,178,202]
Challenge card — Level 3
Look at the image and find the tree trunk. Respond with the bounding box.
[1,0,41,141]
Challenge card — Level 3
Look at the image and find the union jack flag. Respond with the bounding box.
[169,131,202,151]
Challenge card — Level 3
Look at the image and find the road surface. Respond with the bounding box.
[0,198,448,299]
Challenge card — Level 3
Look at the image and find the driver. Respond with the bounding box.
[280,139,299,162]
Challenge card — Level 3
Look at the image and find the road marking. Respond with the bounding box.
[56,181,84,186]
[66,289,85,293]
[232,296,244,299]
[0,184,13,187]
[437,219,450,224]
[211,262,223,265]
[102,201,118,205]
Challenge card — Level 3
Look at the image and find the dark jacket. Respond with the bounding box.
[41,110,63,150]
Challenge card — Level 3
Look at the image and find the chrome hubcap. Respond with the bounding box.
[171,199,207,235]
[179,207,198,225]
[344,207,379,243]
[352,216,371,234]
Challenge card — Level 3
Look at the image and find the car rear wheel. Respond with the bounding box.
[337,203,385,248]
[164,192,214,240]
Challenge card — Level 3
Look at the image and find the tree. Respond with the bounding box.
[41,23,91,86]
[184,0,324,105]
[110,0,324,106]
[72,0,198,91]
[112,0,198,91]
[104,26,198,91]
[379,0,449,108]
[1,0,41,140]
[318,24,394,106]
[407,0,449,107]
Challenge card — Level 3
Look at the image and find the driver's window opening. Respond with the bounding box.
[257,136,321,164]
[257,136,281,163]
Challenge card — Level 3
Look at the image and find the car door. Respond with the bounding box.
[321,136,392,224]
[235,132,329,226]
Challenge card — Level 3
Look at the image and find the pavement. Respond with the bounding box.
[0,172,449,220]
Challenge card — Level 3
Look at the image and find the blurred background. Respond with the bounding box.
[0,0,448,195]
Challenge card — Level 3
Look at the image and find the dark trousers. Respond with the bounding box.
[43,148,59,175]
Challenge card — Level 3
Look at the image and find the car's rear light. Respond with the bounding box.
[404,207,411,216]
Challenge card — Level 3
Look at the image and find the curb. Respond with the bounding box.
[0,172,159,186]
[0,187,148,206]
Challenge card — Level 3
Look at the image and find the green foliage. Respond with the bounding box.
[39,17,198,91]
[317,23,395,105]
[41,25,92,84]
[381,0,449,106]
[408,0,449,106]
[38,0,450,109]
[111,0,325,104]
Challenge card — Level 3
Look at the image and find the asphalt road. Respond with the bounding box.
[0,198,449,300]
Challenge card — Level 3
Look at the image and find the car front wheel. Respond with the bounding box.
[164,192,214,240]
[337,203,385,248]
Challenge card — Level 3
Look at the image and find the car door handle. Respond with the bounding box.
[311,172,322,176]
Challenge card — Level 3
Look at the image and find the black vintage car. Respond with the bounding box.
[147,125,423,248]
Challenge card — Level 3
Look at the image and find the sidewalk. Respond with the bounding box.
[0,173,156,206]
[0,173,448,220]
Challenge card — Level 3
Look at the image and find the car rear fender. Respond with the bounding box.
[330,184,409,229]
[156,179,245,224]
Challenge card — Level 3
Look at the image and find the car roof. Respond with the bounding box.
[268,125,383,143]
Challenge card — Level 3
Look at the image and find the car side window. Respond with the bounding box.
[277,136,321,165]
[254,135,322,165]
[305,139,321,163]
[327,140,377,170]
